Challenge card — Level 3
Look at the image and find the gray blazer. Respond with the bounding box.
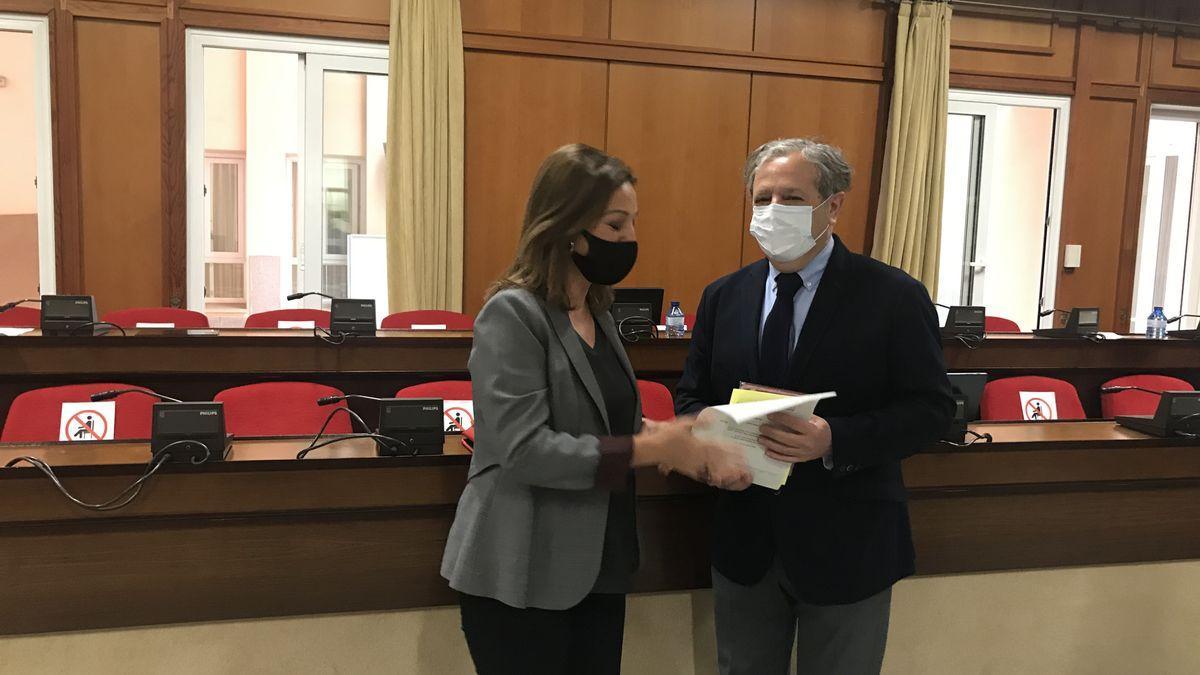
[440,288,643,610]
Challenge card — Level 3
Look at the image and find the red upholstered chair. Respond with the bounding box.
[980,376,1086,421]
[102,307,210,329]
[214,382,350,437]
[0,306,40,328]
[1101,375,1195,418]
[382,310,474,330]
[0,383,156,442]
[638,380,676,422]
[244,309,331,329]
[985,316,1021,333]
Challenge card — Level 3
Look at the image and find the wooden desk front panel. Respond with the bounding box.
[2,425,1199,635]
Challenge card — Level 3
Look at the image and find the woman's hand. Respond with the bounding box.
[633,416,752,491]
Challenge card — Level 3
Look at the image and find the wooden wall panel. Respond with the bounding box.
[610,0,754,52]
[744,75,886,261]
[1150,34,1200,91]
[606,64,751,312]
[754,0,889,67]
[460,0,610,39]
[950,15,1076,81]
[1056,98,1136,330]
[180,0,388,26]
[75,18,164,312]
[1090,29,1143,86]
[461,53,608,315]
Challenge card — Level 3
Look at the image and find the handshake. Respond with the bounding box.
[631,412,753,491]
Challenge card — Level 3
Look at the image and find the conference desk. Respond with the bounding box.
[2,329,1200,427]
[1,422,1199,635]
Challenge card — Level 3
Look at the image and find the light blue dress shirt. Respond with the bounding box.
[758,236,836,351]
[757,237,836,470]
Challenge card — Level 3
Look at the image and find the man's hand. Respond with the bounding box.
[758,412,832,464]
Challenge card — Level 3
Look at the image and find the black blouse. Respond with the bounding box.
[579,320,639,594]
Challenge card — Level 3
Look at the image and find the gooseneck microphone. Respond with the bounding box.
[1039,308,1068,318]
[1100,385,1162,396]
[317,394,391,406]
[91,388,184,403]
[287,291,337,302]
[0,298,40,313]
[1168,314,1200,325]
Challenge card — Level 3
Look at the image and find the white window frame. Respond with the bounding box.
[1133,105,1200,331]
[184,29,387,311]
[0,14,56,294]
[202,152,247,304]
[948,89,1071,327]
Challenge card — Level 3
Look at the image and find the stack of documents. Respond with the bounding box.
[694,387,836,490]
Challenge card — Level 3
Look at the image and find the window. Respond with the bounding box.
[937,91,1070,332]
[185,31,389,324]
[0,14,55,301]
[1131,107,1200,333]
[203,153,246,307]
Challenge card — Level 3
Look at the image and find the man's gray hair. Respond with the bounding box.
[743,138,853,198]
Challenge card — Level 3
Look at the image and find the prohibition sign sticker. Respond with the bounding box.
[59,402,116,442]
[443,400,475,433]
[1019,391,1058,421]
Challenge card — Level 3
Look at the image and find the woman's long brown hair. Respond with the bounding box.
[487,144,636,313]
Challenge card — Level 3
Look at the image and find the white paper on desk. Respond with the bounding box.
[136,322,175,329]
[0,327,34,336]
[410,323,448,330]
[278,321,316,329]
[1097,332,1124,340]
[693,391,836,490]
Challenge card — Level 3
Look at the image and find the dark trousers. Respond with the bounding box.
[459,592,626,675]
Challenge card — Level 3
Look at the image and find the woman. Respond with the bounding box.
[441,144,750,674]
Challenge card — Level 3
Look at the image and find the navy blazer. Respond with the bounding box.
[675,236,954,605]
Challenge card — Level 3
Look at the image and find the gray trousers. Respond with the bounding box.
[713,561,892,675]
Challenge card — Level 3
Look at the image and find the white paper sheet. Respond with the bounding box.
[694,392,836,490]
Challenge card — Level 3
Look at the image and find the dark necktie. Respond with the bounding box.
[759,272,804,387]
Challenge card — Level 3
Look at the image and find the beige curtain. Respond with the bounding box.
[385,0,465,312]
[871,0,951,294]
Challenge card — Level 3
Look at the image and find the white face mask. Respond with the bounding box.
[749,195,834,263]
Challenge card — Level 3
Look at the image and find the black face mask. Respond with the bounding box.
[571,231,638,286]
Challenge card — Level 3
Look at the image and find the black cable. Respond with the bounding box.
[297,433,412,459]
[3,440,207,511]
[66,321,127,337]
[617,316,658,343]
[295,406,410,459]
[1174,413,1200,439]
[314,326,347,345]
[953,333,985,350]
[940,429,994,448]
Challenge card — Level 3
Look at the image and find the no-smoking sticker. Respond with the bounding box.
[59,401,116,442]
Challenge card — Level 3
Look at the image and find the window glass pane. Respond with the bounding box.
[0,29,42,300]
[1133,116,1198,332]
[938,114,980,307]
[321,70,387,298]
[210,162,240,253]
[201,45,299,317]
[205,262,245,300]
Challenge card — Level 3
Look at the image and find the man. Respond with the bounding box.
[676,138,954,674]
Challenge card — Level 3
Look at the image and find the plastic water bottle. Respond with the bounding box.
[665,301,686,338]
[1146,306,1168,340]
